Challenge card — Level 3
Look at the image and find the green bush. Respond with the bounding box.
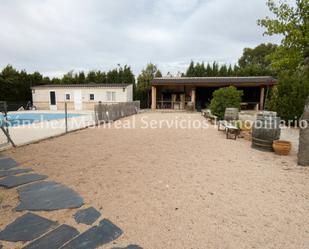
[209,86,243,120]
[266,69,309,122]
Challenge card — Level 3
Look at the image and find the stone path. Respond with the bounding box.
[0,155,143,249]
[0,158,18,170]
[73,207,101,225]
[112,246,143,249]
[0,213,57,242]
[16,181,84,211]
[0,168,32,177]
[21,224,79,249]
[60,219,123,249]
[0,174,48,188]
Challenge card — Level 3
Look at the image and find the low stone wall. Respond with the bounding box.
[94,101,140,123]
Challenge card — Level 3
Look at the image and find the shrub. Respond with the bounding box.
[266,69,309,122]
[209,86,243,120]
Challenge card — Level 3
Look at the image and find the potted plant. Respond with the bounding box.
[273,140,292,155]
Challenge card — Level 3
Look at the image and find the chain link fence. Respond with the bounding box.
[94,101,140,124]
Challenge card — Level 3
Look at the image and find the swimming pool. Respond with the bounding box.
[0,113,82,127]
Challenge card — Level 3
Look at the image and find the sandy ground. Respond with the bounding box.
[1,112,309,249]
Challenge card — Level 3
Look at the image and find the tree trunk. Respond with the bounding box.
[298,95,309,166]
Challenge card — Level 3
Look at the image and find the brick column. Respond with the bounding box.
[191,87,196,110]
[151,86,156,110]
[259,87,265,110]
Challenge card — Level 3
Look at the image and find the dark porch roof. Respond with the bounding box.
[151,76,277,87]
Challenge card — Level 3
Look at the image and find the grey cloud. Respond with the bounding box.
[0,0,280,77]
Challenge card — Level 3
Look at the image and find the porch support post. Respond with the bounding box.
[191,87,196,110]
[259,86,265,110]
[151,86,157,110]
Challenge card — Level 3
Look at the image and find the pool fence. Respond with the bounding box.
[94,101,140,124]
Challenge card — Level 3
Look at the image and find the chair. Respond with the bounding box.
[218,108,240,139]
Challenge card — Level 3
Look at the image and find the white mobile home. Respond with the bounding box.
[31,83,133,111]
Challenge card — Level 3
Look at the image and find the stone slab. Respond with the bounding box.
[73,207,101,225]
[0,213,57,242]
[0,158,18,170]
[60,219,123,249]
[0,168,33,178]
[16,181,84,211]
[0,174,47,188]
[112,245,143,249]
[22,224,79,249]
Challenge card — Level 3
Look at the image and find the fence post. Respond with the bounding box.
[65,102,68,133]
[0,101,16,147]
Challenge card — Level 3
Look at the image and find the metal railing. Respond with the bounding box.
[156,100,191,110]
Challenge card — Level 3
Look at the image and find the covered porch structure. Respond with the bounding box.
[151,76,277,111]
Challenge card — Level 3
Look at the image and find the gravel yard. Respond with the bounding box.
[1,112,309,249]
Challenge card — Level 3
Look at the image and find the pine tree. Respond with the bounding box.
[78,72,85,83]
[219,65,228,76]
[186,61,195,76]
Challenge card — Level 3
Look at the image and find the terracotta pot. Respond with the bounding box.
[273,140,292,155]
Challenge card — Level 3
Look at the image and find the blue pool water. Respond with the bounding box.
[0,113,82,127]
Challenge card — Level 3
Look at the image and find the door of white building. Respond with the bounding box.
[49,91,57,110]
[74,90,83,110]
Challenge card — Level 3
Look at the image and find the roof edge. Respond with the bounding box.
[31,83,132,89]
[151,76,277,85]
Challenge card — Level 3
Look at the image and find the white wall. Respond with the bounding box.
[126,84,133,102]
[32,85,133,110]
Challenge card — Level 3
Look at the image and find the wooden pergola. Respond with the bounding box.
[151,76,277,111]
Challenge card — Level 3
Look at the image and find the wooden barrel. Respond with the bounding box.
[252,114,281,151]
[224,108,239,121]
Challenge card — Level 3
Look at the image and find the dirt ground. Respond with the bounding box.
[1,112,309,249]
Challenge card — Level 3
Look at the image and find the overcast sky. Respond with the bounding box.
[0,0,281,78]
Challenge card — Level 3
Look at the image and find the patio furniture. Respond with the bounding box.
[202,109,218,124]
[225,124,240,140]
[201,109,210,117]
[218,121,240,139]
[218,108,240,139]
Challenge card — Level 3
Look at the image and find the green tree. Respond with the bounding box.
[259,0,309,121]
[78,72,86,83]
[186,61,195,76]
[155,70,162,78]
[238,43,278,76]
[61,70,74,84]
[0,65,47,104]
[136,63,161,108]
[266,70,309,121]
[206,63,212,76]
[86,70,97,83]
[258,0,309,69]
[194,62,206,76]
[51,77,61,84]
[227,64,234,76]
[106,68,119,83]
[212,62,219,76]
[122,65,135,85]
[209,86,243,119]
[219,64,228,76]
